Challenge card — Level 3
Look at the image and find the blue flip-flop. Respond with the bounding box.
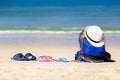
[25,53,36,61]
[11,53,27,61]
[56,58,69,62]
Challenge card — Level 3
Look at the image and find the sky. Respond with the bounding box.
[0,0,120,6]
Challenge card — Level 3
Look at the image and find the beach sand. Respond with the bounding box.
[0,42,120,80]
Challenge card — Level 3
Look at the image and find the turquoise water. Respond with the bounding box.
[0,1,120,44]
[0,6,120,27]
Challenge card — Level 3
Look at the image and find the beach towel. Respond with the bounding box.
[37,56,56,62]
[80,51,115,63]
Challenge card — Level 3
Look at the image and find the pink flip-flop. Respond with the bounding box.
[37,56,56,62]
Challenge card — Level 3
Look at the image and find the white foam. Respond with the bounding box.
[103,31,120,34]
[0,30,120,34]
[0,30,80,34]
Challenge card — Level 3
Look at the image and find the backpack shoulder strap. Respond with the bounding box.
[80,30,85,40]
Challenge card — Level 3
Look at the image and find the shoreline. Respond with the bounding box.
[0,30,120,34]
[0,31,120,45]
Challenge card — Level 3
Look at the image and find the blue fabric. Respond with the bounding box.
[78,32,105,55]
[75,51,85,62]
[75,51,81,60]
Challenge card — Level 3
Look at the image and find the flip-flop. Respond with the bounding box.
[71,60,78,62]
[37,56,56,62]
[71,59,85,62]
[56,58,69,62]
[25,53,36,61]
[11,53,27,61]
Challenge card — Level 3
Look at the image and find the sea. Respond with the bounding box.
[0,6,120,44]
[0,6,120,27]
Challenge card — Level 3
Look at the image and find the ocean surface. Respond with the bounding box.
[0,6,120,44]
[0,6,120,27]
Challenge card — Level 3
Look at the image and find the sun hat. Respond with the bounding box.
[84,25,104,47]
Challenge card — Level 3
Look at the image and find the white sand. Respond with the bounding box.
[0,43,120,80]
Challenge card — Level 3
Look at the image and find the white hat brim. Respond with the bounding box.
[85,35,104,47]
[84,27,104,47]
